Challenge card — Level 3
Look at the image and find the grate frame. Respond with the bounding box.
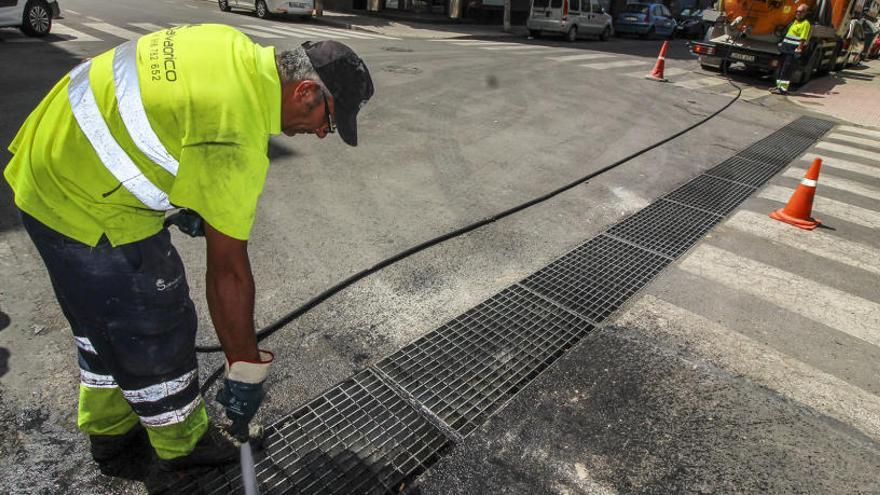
[377,284,594,437]
[520,234,672,324]
[605,199,723,258]
[663,174,757,216]
[704,156,783,187]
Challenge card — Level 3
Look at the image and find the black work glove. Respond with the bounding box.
[216,350,274,440]
[164,209,205,237]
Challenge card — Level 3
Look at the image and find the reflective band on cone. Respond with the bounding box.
[769,157,823,230]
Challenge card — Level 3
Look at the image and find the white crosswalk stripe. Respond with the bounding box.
[760,184,880,229]
[679,245,880,347]
[480,44,558,51]
[580,59,649,69]
[547,52,614,62]
[83,22,142,40]
[128,23,167,33]
[825,132,880,151]
[244,22,399,40]
[619,296,880,443]
[838,125,880,140]
[50,23,102,42]
[727,211,880,276]
[816,141,880,163]
[237,26,286,39]
[782,168,880,201]
[675,76,728,90]
[800,153,880,180]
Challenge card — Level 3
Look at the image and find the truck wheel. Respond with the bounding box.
[20,0,52,37]
[219,0,231,12]
[566,26,577,42]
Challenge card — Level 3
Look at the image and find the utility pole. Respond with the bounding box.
[315,0,323,16]
[503,0,511,32]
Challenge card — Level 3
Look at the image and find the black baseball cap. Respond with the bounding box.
[302,40,374,147]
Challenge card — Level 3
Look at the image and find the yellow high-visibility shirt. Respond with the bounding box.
[5,24,282,246]
[786,18,811,41]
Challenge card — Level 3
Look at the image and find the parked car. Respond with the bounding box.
[0,0,60,36]
[674,8,706,39]
[526,0,614,42]
[614,2,676,39]
[218,0,315,19]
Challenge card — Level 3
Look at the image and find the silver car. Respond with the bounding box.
[218,0,315,19]
[0,0,61,37]
[527,0,613,42]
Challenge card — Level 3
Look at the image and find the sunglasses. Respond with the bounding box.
[321,90,336,134]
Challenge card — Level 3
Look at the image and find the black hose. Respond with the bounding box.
[198,43,743,394]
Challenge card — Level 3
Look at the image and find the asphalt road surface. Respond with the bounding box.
[2,0,878,493]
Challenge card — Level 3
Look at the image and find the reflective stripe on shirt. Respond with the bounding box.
[67,58,172,210]
[113,40,179,177]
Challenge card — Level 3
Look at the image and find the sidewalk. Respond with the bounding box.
[789,58,880,128]
[312,9,528,39]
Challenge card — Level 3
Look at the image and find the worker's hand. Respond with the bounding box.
[216,350,273,440]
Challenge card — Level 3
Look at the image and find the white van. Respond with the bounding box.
[0,0,61,36]
[218,0,316,19]
[526,0,613,41]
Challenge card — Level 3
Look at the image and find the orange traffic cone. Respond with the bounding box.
[769,157,822,230]
[645,41,669,82]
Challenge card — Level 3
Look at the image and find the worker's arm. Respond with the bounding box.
[204,221,260,363]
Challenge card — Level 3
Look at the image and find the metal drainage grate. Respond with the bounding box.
[520,234,671,323]
[736,135,816,167]
[704,156,785,187]
[175,370,451,495]
[780,116,836,138]
[663,174,757,216]
[376,285,593,436]
[605,199,722,259]
[176,116,834,494]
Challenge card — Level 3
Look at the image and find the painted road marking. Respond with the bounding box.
[675,76,728,90]
[838,125,880,140]
[800,153,880,180]
[727,210,880,276]
[83,22,142,40]
[50,23,101,42]
[128,23,166,32]
[816,141,880,163]
[760,185,880,229]
[680,245,880,347]
[782,168,880,201]
[481,44,557,50]
[237,26,284,39]
[619,296,880,443]
[580,59,649,70]
[547,52,615,62]
[825,132,880,151]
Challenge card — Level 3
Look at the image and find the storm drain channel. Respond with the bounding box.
[175,116,834,494]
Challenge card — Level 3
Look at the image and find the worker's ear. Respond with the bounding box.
[293,80,321,103]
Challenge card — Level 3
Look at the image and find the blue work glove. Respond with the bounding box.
[216,350,274,440]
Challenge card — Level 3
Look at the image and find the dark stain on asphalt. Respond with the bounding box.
[411,326,880,494]
[384,65,422,75]
[384,47,414,52]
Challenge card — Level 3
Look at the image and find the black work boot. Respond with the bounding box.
[158,423,238,471]
[90,423,151,480]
